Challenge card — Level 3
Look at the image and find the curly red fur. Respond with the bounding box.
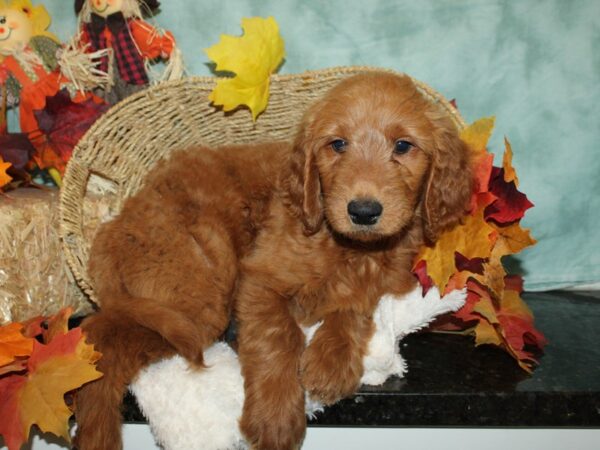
[75,72,472,450]
[237,73,472,449]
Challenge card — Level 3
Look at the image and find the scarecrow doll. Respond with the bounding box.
[0,0,108,183]
[74,0,182,104]
[0,0,63,139]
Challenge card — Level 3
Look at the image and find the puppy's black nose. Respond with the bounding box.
[347,199,383,225]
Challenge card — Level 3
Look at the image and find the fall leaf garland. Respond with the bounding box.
[413,117,546,372]
[0,308,102,450]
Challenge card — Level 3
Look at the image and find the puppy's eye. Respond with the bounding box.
[330,139,347,153]
[0,17,6,24]
[394,140,413,155]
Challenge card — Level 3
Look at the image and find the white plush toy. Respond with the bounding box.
[130,286,466,450]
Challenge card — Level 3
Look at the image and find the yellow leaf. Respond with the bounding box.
[472,294,499,325]
[474,320,503,347]
[502,137,519,186]
[210,76,271,121]
[20,354,102,442]
[473,259,506,300]
[491,222,537,256]
[460,117,495,154]
[75,336,102,366]
[416,207,496,292]
[499,289,533,320]
[0,156,12,189]
[205,17,285,120]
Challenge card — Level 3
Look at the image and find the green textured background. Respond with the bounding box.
[38,0,599,291]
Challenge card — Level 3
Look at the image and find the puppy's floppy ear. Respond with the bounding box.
[284,112,324,235]
[423,118,473,243]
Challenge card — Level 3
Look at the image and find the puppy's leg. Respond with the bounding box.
[76,220,238,449]
[237,277,306,450]
[74,310,175,450]
[301,310,374,404]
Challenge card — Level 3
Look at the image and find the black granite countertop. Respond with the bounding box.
[122,290,600,427]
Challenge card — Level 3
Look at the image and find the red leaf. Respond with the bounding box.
[0,375,27,450]
[0,134,35,170]
[484,167,534,224]
[453,280,484,324]
[27,329,84,373]
[413,260,433,293]
[504,274,524,293]
[455,252,485,274]
[33,90,108,164]
[498,311,547,364]
[469,153,496,212]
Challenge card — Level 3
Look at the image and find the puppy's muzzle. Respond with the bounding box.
[347,199,383,226]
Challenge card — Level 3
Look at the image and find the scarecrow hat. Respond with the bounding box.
[75,0,161,15]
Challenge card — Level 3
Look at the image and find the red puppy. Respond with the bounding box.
[74,72,471,450]
[235,72,472,449]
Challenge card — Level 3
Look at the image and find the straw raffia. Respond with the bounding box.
[59,66,466,305]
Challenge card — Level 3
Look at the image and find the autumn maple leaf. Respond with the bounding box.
[0,375,28,450]
[19,330,102,443]
[484,166,534,224]
[42,307,73,344]
[0,309,102,450]
[415,206,496,293]
[205,16,285,120]
[502,138,519,186]
[0,154,13,189]
[0,323,34,368]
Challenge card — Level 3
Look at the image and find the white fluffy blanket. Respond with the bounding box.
[130,286,466,450]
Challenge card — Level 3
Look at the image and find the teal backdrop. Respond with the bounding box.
[37,0,599,291]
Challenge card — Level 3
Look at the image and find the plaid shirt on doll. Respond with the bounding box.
[82,12,175,86]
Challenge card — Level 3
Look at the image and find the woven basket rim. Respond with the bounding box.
[59,65,466,303]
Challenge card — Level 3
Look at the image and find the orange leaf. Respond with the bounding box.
[461,117,497,212]
[502,137,519,186]
[0,323,34,368]
[469,155,497,212]
[444,271,472,293]
[0,155,12,189]
[43,307,73,344]
[415,207,496,292]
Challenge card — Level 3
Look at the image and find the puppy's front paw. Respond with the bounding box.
[300,342,362,405]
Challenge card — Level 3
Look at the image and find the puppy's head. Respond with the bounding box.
[287,72,472,243]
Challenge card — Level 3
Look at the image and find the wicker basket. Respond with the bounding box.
[59,66,466,305]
